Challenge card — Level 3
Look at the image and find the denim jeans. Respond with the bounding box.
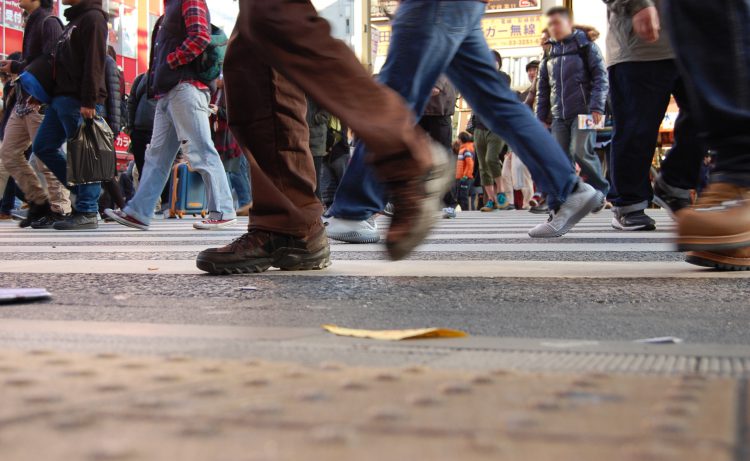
[32,96,102,214]
[328,0,577,219]
[551,117,609,196]
[124,83,236,225]
[607,60,702,211]
[665,0,750,183]
[227,155,252,207]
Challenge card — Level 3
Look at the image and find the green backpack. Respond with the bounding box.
[197,24,228,82]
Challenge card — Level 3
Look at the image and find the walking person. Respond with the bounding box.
[306,96,329,201]
[194,0,452,274]
[536,7,610,199]
[98,48,127,217]
[663,0,750,270]
[106,0,236,231]
[24,0,108,230]
[125,72,156,179]
[0,0,72,229]
[322,0,604,244]
[603,0,703,231]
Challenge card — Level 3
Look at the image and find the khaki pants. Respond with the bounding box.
[0,110,71,214]
[224,0,431,237]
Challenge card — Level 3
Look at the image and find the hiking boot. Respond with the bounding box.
[480,200,496,212]
[685,247,750,271]
[105,209,149,230]
[676,182,750,252]
[196,227,331,275]
[19,201,51,228]
[611,209,656,231]
[653,174,692,219]
[384,142,453,261]
[325,216,380,243]
[30,212,68,229]
[496,193,513,210]
[52,212,98,230]
[528,180,603,238]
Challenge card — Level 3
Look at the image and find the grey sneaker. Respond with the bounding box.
[528,181,602,238]
[53,212,99,230]
[652,174,692,220]
[325,216,380,243]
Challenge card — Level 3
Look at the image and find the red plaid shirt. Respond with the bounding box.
[166,0,210,91]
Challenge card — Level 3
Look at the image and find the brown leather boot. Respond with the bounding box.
[385,142,454,261]
[676,182,750,251]
[686,247,750,271]
[196,227,331,275]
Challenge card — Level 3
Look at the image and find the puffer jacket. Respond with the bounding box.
[103,56,122,134]
[536,28,609,122]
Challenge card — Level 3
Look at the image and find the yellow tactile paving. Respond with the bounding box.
[0,349,741,461]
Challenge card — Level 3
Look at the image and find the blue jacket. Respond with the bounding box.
[536,29,609,122]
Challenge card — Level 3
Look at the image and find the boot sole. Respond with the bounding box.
[676,230,750,252]
[386,145,455,261]
[196,246,332,275]
[685,251,750,271]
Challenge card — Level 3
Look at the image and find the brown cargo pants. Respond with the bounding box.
[0,110,71,214]
[224,0,432,238]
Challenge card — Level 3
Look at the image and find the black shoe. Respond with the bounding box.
[529,202,549,214]
[653,175,692,219]
[52,212,99,230]
[611,209,656,231]
[30,212,67,229]
[196,227,331,275]
[19,201,51,228]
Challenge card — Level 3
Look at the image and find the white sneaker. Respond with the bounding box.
[442,207,457,219]
[528,181,603,238]
[325,216,380,243]
[193,218,238,230]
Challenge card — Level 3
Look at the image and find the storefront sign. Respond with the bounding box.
[3,0,24,30]
[482,13,543,49]
[486,0,541,13]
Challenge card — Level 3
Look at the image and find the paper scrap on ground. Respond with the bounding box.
[322,324,467,341]
[0,288,51,305]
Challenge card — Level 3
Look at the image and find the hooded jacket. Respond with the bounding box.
[10,7,62,76]
[536,28,609,122]
[53,0,108,108]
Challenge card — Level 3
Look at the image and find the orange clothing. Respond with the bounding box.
[456,142,475,179]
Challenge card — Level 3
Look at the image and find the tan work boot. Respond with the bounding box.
[676,182,750,252]
[686,247,750,271]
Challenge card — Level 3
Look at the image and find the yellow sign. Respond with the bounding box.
[482,13,544,49]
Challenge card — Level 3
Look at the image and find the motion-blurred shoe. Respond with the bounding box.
[105,209,149,230]
[385,142,453,260]
[382,202,395,217]
[653,174,692,219]
[611,209,656,231]
[676,182,750,252]
[0,213,11,220]
[53,212,98,230]
[480,200,496,212]
[325,216,379,243]
[194,218,238,230]
[19,201,51,228]
[528,180,602,238]
[196,227,331,274]
[686,248,750,271]
[496,193,514,210]
[236,202,252,217]
[442,207,457,219]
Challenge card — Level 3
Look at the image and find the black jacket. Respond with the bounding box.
[53,0,108,108]
[10,7,62,76]
[103,56,121,133]
[127,73,157,132]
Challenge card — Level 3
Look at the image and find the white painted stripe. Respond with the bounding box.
[0,259,742,279]
[0,242,675,253]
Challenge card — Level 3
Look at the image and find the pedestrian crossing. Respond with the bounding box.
[0,210,745,278]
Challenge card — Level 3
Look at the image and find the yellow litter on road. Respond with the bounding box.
[322,324,467,340]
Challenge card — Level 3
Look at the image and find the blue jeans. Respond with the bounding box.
[328,0,577,219]
[607,60,702,211]
[227,155,252,207]
[665,0,750,182]
[32,96,102,213]
[551,117,609,196]
[124,83,236,224]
